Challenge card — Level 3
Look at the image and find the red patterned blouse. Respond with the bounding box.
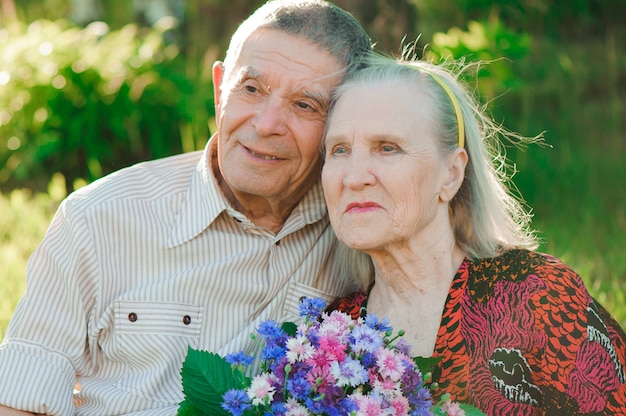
[328,249,626,415]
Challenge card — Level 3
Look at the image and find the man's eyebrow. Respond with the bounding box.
[291,88,327,111]
[295,69,346,111]
[232,66,262,84]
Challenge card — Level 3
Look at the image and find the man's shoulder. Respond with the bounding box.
[65,150,205,210]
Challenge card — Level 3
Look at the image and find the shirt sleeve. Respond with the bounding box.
[532,254,626,413]
[0,198,98,415]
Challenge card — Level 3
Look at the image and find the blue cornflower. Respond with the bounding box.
[337,397,359,414]
[224,351,255,367]
[407,386,434,413]
[330,356,368,387]
[221,389,251,416]
[364,314,393,333]
[261,343,287,364]
[269,401,287,415]
[360,351,376,368]
[298,297,327,319]
[286,372,311,399]
[349,324,384,353]
[257,320,287,341]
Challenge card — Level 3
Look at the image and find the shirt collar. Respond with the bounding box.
[167,136,328,247]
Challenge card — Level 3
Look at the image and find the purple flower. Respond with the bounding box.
[330,356,368,387]
[395,338,413,355]
[407,386,434,412]
[287,372,312,399]
[349,324,384,353]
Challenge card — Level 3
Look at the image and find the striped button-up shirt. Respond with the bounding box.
[0,138,353,415]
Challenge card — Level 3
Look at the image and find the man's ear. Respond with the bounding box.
[440,148,468,202]
[212,61,225,120]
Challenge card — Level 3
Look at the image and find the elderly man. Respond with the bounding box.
[0,1,371,414]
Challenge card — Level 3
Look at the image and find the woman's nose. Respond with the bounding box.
[342,154,376,189]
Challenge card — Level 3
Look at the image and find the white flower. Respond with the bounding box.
[285,398,311,415]
[330,356,368,387]
[286,335,314,363]
[246,373,276,406]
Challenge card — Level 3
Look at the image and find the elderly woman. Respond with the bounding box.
[321,55,626,415]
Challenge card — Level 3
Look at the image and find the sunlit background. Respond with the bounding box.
[1,0,625,338]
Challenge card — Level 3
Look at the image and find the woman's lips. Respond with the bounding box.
[345,201,382,213]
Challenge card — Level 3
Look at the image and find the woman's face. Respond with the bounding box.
[322,81,458,253]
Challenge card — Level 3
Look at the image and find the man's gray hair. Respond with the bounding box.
[223,0,371,82]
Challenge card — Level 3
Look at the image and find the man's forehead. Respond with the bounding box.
[231,64,344,99]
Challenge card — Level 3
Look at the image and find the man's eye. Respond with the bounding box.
[244,84,260,94]
[296,101,316,112]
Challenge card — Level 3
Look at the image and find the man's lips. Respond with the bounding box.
[345,202,382,213]
[245,146,281,161]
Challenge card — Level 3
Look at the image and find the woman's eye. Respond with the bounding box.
[381,144,396,153]
[328,145,348,156]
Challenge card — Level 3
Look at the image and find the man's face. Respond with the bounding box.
[213,28,344,217]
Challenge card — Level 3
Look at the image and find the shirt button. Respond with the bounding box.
[128,312,138,322]
[183,315,191,325]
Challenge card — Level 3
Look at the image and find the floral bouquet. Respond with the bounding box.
[178,297,484,416]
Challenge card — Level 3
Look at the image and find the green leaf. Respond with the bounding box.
[432,402,486,416]
[412,355,443,377]
[458,403,487,415]
[281,321,298,337]
[177,399,205,416]
[179,347,249,416]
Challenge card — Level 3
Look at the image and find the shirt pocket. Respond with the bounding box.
[281,282,337,323]
[111,300,203,403]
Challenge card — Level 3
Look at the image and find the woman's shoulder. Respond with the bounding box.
[467,248,582,286]
[326,290,368,320]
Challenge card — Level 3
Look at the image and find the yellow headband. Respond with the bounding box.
[425,71,465,149]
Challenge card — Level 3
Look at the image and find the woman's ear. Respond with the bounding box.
[440,148,468,202]
[212,61,225,120]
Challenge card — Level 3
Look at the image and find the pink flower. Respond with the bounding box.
[306,348,333,370]
[318,335,347,361]
[440,399,466,416]
[388,396,411,415]
[350,393,385,416]
[376,349,406,382]
[319,310,353,340]
[372,377,401,398]
[306,365,335,393]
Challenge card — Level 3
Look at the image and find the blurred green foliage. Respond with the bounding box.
[0,0,624,330]
[0,17,207,193]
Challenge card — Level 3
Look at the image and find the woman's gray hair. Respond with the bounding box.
[222,0,371,83]
[327,53,541,290]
